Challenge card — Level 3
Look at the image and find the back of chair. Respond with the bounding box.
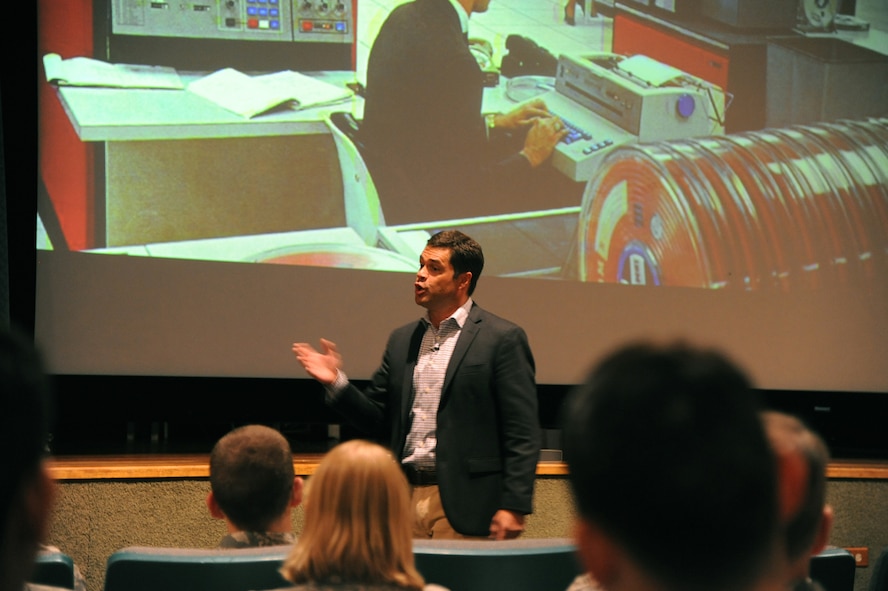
[325,111,386,244]
[412,537,583,591]
[329,111,367,155]
[809,547,856,591]
[103,546,291,591]
[32,550,76,589]
[869,545,888,591]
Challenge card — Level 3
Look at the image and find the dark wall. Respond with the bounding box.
[1,1,38,334]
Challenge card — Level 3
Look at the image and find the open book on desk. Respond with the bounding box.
[186,68,354,118]
[43,53,184,89]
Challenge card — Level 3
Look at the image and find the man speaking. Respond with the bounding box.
[293,230,541,539]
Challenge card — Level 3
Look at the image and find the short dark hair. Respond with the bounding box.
[762,411,830,562]
[562,342,778,591]
[0,326,54,543]
[209,425,295,532]
[426,230,483,295]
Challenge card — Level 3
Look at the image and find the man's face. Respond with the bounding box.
[414,246,466,312]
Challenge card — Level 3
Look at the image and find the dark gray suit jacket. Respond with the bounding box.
[326,303,541,536]
[360,0,533,225]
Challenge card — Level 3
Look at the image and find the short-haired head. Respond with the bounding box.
[426,230,483,295]
[762,411,831,562]
[280,439,424,590]
[562,341,778,591]
[209,424,295,532]
[0,326,55,591]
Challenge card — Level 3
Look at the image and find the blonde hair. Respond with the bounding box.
[281,440,425,589]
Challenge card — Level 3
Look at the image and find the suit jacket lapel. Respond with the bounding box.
[441,304,482,404]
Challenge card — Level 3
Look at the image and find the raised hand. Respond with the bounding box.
[291,338,342,385]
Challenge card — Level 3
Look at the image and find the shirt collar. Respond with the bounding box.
[446,0,470,35]
[423,298,473,329]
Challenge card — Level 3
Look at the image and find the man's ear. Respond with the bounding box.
[574,519,619,588]
[810,504,834,556]
[291,477,304,507]
[206,491,225,520]
[775,447,808,521]
[457,271,472,293]
[2,464,55,591]
[23,463,56,544]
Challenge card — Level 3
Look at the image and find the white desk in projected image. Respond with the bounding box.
[51,71,584,279]
[53,71,363,250]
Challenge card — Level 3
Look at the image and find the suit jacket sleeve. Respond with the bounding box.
[323,323,418,448]
[489,321,540,514]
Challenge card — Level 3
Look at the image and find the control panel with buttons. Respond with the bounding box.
[112,0,353,44]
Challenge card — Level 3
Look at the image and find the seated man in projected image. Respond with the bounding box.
[561,341,787,591]
[207,424,303,549]
[360,0,582,225]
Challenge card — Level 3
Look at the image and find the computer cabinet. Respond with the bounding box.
[613,3,791,133]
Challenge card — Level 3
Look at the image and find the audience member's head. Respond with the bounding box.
[762,411,833,585]
[562,341,779,591]
[207,424,302,535]
[0,326,56,591]
[280,439,426,590]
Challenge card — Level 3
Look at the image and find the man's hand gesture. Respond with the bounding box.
[291,338,342,385]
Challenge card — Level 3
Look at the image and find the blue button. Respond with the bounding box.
[270,8,279,15]
[271,19,280,28]
[677,94,695,118]
[259,7,268,15]
[247,6,258,15]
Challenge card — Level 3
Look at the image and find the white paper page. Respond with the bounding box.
[253,70,353,110]
[617,55,683,87]
[187,68,296,117]
[43,53,184,89]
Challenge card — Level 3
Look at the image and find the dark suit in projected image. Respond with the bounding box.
[360,0,574,225]
[292,230,541,540]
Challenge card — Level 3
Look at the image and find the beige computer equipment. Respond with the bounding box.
[540,52,727,182]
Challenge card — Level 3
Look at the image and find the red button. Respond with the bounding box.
[247,18,259,28]
[301,20,313,31]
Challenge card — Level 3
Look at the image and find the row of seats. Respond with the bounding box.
[33,538,583,591]
[32,542,878,591]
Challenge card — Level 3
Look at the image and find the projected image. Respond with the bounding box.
[579,120,888,290]
[37,0,888,291]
